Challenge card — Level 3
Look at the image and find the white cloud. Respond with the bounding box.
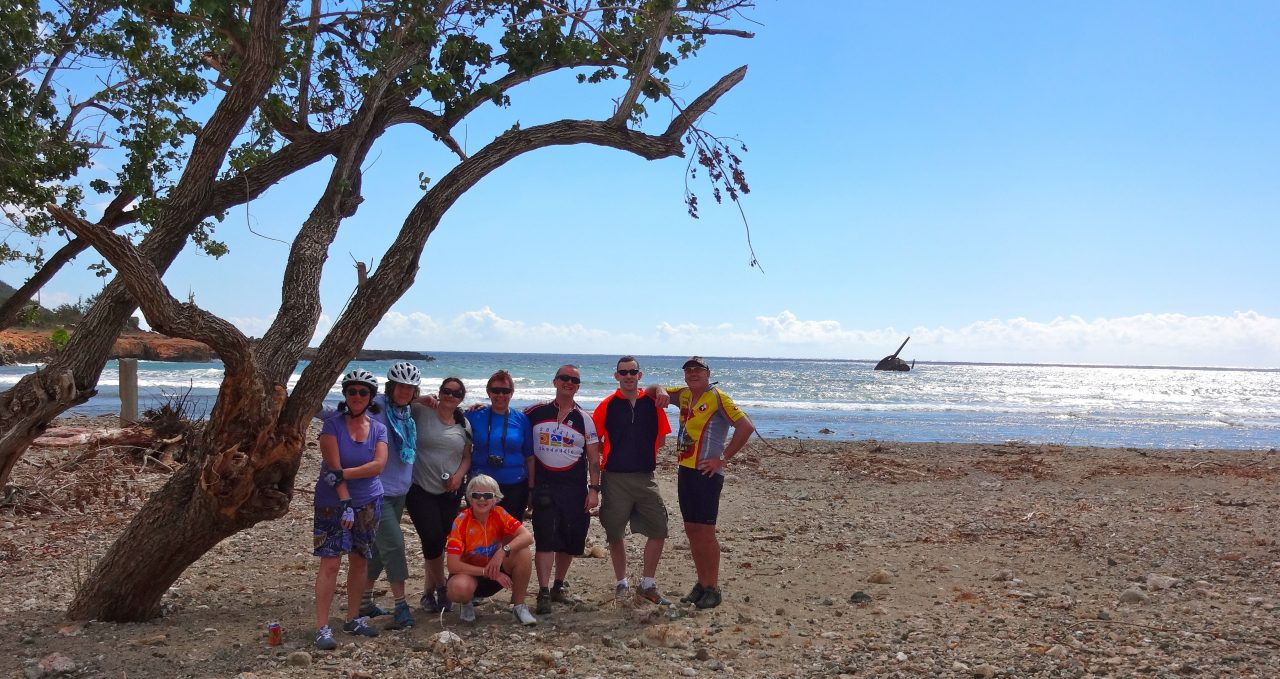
[35,291,78,308]
[368,307,622,353]
[227,315,274,338]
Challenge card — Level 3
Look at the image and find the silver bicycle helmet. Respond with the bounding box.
[341,368,378,391]
[386,361,422,387]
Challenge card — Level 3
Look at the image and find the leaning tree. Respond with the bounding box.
[4,0,754,621]
[0,0,352,486]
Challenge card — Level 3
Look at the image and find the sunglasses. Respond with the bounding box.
[439,387,465,399]
[616,369,640,376]
[344,387,371,397]
[555,374,581,384]
[469,491,496,500]
[487,387,514,395]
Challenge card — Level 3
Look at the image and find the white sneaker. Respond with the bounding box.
[512,603,537,626]
[459,601,476,624]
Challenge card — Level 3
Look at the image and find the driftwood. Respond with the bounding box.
[32,425,161,449]
[32,426,183,468]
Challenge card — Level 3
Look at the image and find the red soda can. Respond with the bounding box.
[267,622,283,646]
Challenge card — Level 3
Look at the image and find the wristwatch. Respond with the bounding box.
[588,483,601,491]
[502,544,511,556]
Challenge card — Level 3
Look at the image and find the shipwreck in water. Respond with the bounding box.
[874,336,914,371]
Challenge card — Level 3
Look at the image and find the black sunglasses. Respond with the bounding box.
[439,387,465,399]
[488,387,514,395]
[469,491,496,500]
[555,374,581,384]
[616,369,640,376]
[344,387,371,397]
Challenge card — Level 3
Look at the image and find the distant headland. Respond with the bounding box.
[0,328,433,365]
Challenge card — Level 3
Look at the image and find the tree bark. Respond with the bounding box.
[67,373,302,622]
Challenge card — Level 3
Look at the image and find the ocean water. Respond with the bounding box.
[2,352,1277,450]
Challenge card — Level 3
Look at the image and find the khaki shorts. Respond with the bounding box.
[599,472,669,543]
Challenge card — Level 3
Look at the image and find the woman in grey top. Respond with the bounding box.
[406,376,472,614]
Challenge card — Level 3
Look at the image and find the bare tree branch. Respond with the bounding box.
[677,27,755,39]
[27,2,108,124]
[391,107,467,160]
[295,0,321,127]
[609,5,674,127]
[0,239,81,329]
[45,204,252,374]
[663,65,747,137]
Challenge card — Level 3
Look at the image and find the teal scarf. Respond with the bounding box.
[386,402,417,464]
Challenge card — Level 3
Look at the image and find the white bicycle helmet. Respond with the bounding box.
[341,368,378,391]
[386,361,421,387]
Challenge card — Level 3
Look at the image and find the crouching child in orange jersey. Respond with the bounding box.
[444,474,538,625]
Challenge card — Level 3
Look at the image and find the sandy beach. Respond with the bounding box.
[2,418,1276,678]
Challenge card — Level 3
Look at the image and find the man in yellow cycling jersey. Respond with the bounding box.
[658,356,753,609]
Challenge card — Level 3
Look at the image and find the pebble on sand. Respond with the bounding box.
[1118,588,1148,604]
[867,569,892,584]
[36,652,76,676]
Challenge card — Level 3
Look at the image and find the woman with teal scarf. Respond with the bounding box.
[353,361,422,629]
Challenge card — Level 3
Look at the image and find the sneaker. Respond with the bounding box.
[314,625,337,650]
[436,586,453,613]
[459,601,476,624]
[614,583,631,607]
[393,601,415,629]
[420,589,438,613]
[637,585,672,606]
[550,582,571,603]
[342,616,379,637]
[535,590,552,615]
[695,585,722,609]
[359,602,390,618]
[680,582,706,604]
[512,603,537,626]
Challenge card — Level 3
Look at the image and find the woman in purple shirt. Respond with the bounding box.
[312,369,388,650]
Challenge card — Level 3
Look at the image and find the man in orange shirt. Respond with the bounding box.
[592,356,672,606]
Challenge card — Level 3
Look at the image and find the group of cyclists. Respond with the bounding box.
[309,356,754,650]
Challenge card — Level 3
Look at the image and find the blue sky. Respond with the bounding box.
[13,1,1280,368]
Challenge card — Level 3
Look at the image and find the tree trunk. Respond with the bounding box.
[68,371,304,622]
[0,367,95,486]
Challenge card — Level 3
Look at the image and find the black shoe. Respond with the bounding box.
[342,616,379,637]
[695,586,722,609]
[680,582,706,604]
[536,590,552,615]
[550,582,571,603]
